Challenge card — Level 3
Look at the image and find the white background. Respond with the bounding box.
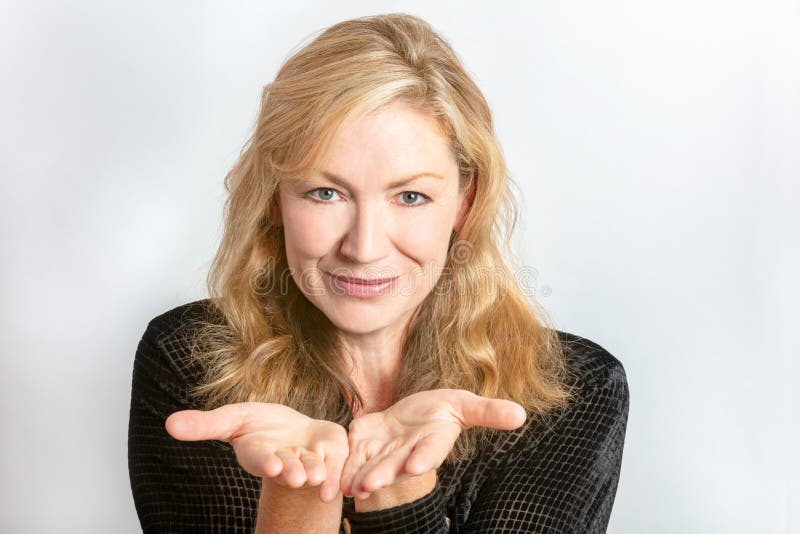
[1,1,797,532]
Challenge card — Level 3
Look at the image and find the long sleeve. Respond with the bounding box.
[341,481,449,533]
[128,302,628,533]
[127,307,261,533]
[460,349,629,533]
[341,338,629,534]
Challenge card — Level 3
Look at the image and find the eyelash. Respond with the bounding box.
[302,188,432,207]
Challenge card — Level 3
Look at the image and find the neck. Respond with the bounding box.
[338,324,408,416]
[340,374,398,418]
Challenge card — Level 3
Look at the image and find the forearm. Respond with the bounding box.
[255,479,343,534]
[354,470,436,512]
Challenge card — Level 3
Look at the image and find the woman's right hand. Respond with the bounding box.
[165,403,348,503]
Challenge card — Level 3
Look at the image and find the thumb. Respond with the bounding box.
[456,393,527,431]
[165,405,246,442]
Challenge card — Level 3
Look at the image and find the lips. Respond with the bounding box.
[322,271,400,298]
[329,274,398,285]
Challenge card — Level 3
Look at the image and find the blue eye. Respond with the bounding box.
[398,191,431,206]
[304,188,340,202]
[302,188,431,207]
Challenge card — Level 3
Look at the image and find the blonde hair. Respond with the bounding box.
[188,13,574,462]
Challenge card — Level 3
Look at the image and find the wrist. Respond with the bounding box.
[354,470,437,512]
[261,477,322,497]
[256,478,342,534]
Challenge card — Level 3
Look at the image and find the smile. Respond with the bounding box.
[324,272,399,298]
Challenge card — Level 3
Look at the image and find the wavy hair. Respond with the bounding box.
[187,13,574,463]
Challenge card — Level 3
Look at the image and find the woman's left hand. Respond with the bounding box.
[340,389,527,499]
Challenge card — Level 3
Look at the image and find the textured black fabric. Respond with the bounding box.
[128,299,629,533]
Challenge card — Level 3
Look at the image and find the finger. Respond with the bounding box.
[233,443,285,479]
[405,433,451,476]
[457,393,527,430]
[340,446,366,497]
[226,433,283,478]
[320,452,346,503]
[257,452,284,479]
[299,451,326,487]
[354,442,413,496]
[275,450,307,488]
[165,405,247,442]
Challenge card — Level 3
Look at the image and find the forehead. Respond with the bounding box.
[313,100,457,179]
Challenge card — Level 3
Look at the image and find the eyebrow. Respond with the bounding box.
[317,170,445,190]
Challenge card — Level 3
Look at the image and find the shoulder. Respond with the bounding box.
[144,298,222,340]
[445,331,630,532]
[142,298,226,355]
[553,329,628,399]
[536,329,630,446]
[134,298,223,393]
[489,330,629,458]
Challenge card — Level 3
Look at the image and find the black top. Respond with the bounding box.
[128,299,629,533]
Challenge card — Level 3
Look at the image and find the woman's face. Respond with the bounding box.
[278,99,470,336]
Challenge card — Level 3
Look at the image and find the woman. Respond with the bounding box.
[128,13,629,533]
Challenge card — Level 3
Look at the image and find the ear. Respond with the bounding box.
[453,177,476,233]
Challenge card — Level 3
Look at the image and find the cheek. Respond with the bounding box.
[395,212,455,260]
[281,205,338,258]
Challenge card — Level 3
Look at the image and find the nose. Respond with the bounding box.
[339,201,392,266]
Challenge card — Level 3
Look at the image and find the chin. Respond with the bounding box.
[330,320,386,336]
[329,303,392,331]
[315,298,412,335]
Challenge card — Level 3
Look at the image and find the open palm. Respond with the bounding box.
[166,402,348,503]
[341,389,527,499]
